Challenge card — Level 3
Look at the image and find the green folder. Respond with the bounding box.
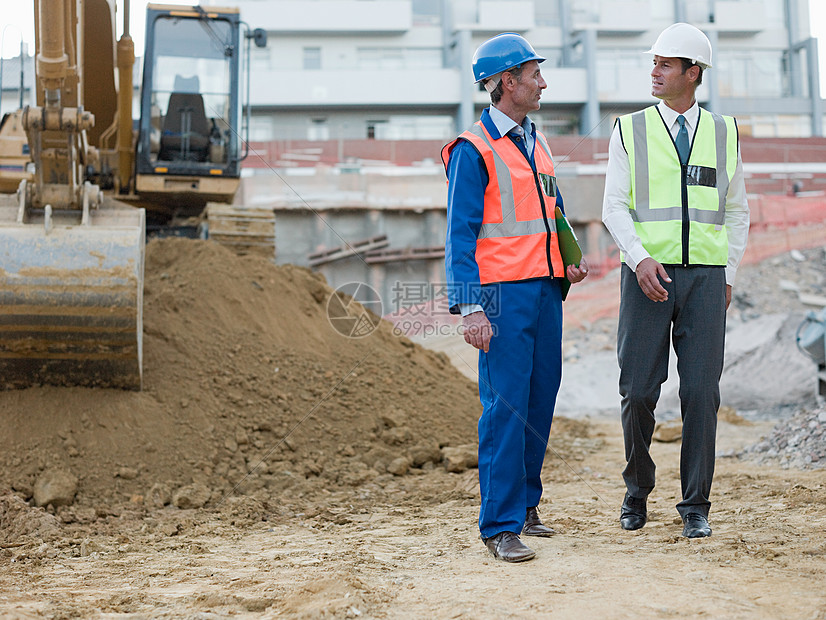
[555,205,582,301]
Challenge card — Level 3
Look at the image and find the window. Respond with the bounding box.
[145,15,235,164]
[535,114,579,137]
[366,120,388,140]
[251,47,271,72]
[249,115,274,142]
[358,48,404,70]
[303,47,321,70]
[382,115,454,140]
[716,50,784,98]
[570,0,599,25]
[596,49,651,96]
[534,48,563,69]
[412,0,441,25]
[685,3,712,23]
[742,114,812,138]
[356,47,441,71]
[308,118,329,141]
[405,49,442,69]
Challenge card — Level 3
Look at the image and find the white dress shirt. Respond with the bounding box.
[602,100,750,285]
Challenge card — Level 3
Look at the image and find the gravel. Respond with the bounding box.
[740,404,826,470]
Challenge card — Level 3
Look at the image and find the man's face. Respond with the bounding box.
[510,60,547,113]
[650,55,695,101]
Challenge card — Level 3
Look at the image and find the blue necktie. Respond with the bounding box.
[676,114,690,165]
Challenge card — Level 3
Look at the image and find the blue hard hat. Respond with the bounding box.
[472,33,545,83]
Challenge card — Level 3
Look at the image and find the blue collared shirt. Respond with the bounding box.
[488,104,536,158]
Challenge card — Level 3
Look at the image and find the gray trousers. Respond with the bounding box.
[618,264,726,518]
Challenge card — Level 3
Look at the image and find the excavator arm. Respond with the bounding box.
[0,0,145,389]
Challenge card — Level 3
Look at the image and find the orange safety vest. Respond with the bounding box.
[442,121,565,285]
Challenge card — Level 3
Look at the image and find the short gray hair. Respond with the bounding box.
[488,64,524,104]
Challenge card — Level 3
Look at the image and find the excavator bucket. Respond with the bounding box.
[0,198,145,390]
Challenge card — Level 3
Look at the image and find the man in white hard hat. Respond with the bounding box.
[442,33,588,562]
[602,23,749,539]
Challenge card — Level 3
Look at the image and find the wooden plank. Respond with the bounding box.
[206,205,276,258]
[364,246,445,264]
[308,235,389,267]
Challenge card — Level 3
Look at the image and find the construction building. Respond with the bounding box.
[235,0,823,141]
[0,53,33,119]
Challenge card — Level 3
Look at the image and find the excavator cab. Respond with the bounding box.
[135,4,243,208]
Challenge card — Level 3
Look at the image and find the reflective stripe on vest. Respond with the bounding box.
[442,121,565,284]
[619,106,737,266]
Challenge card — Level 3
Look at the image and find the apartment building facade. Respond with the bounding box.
[232,0,823,142]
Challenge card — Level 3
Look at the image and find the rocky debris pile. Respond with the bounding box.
[0,239,482,512]
[0,493,60,545]
[740,405,826,469]
[733,246,826,318]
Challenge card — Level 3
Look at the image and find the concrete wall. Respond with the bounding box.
[238,167,613,308]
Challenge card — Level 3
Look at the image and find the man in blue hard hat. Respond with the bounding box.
[442,33,589,562]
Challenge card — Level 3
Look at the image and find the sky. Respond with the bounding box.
[0,1,183,59]
[2,0,826,97]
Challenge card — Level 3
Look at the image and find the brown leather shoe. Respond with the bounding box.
[483,532,536,562]
[522,506,555,537]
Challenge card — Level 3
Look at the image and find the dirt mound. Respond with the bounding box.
[0,493,60,544]
[0,239,480,509]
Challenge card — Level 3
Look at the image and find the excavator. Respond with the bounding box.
[0,0,267,390]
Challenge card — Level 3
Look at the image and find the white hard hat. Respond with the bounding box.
[646,23,712,69]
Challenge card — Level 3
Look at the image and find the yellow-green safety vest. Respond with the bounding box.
[618,106,738,266]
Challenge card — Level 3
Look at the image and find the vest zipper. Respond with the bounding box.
[681,161,689,266]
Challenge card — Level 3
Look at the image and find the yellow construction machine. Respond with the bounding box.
[0,0,267,390]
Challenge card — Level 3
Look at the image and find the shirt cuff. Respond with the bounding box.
[625,247,651,272]
[459,303,484,317]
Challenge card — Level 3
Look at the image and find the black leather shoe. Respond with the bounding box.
[620,493,647,530]
[483,532,536,562]
[522,506,555,537]
[682,513,712,538]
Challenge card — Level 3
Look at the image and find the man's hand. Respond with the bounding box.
[567,257,589,284]
[726,284,732,310]
[462,311,493,352]
[636,257,671,302]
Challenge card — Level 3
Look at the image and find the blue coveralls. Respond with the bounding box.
[444,109,564,539]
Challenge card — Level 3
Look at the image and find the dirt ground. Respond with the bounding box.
[2,417,825,619]
[1,238,826,619]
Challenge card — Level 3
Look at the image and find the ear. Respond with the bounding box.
[501,70,518,92]
[687,64,701,84]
